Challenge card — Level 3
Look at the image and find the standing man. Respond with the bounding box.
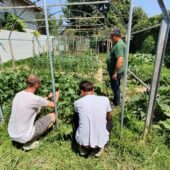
[107,28,126,106]
[73,81,112,157]
[8,75,59,151]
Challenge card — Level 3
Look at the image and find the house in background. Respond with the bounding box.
[0,0,42,32]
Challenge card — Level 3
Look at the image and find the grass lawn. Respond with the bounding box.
[1,108,170,170]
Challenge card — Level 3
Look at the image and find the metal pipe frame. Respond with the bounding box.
[43,0,58,127]
[131,24,161,35]
[23,16,105,22]
[68,28,101,30]
[38,24,103,28]
[144,0,170,136]
[121,0,133,132]
[0,1,109,10]
[0,105,4,124]
[128,69,150,90]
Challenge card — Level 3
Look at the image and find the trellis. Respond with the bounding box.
[0,0,169,137]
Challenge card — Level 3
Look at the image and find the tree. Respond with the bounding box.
[132,7,151,31]
[140,35,156,54]
[62,0,110,36]
[0,12,25,32]
[36,12,63,36]
[63,0,152,36]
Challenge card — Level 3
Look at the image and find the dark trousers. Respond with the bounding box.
[110,73,123,106]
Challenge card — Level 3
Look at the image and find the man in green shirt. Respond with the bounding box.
[107,28,126,106]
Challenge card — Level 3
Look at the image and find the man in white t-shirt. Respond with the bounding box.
[73,81,112,157]
[8,75,59,150]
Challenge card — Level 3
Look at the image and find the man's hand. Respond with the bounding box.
[48,91,60,101]
[46,91,60,108]
[48,92,53,99]
[55,91,60,101]
[112,73,117,80]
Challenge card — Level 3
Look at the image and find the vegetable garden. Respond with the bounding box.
[0,51,170,169]
[0,0,170,169]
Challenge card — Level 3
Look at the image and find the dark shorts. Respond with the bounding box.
[31,115,52,141]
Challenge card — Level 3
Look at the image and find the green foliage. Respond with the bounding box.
[0,71,28,104]
[132,8,151,32]
[140,35,156,54]
[63,0,151,37]
[36,12,63,36]
[159,119,170,131]
[1,12,25,32]
[29,52,99,74]
[164,55,170,68]
[0,52,170,169]
[128,53,170,132]
[129,53,170,85]
[32,31,40,37]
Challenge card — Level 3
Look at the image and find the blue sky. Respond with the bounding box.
[37,0,170,18]
[134,0,170,17]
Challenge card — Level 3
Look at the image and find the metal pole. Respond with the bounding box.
[0,105,4,124]
[0,1,109,10]
[22,17,105,22]
[128,69,150,90]
[121,0,133,132]
[0,52,2,70]
[144,1,170,136]
[131,24,161,35]
[43,0,58,126]
[8,39,15,69]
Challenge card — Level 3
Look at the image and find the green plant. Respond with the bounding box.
[1,52,170,169]
[1,12,25,32]
[140,35,156,54]
[30,52,99,74]
[32,31,40,37]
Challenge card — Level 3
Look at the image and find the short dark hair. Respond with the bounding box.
[79,81,94,92]
[26,75,41,87]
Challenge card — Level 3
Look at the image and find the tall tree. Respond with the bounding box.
[36,11,63,36]
[62,0,151,36]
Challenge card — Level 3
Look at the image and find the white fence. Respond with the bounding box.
[0,30,49,63]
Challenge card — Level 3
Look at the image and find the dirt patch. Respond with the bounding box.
[95,67,103,82]
[135,86,147,93]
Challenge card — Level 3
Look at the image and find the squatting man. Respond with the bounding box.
[8,75,59,151]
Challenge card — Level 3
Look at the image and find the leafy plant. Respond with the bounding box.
[140,35,156,54]
[29,52,99,74]
[1,12,25,32]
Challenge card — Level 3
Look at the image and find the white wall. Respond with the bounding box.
[0,30,49,63]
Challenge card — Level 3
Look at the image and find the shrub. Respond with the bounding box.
[140,35,156,54]
[1,12,25,32]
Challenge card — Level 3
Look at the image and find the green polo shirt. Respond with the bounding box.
[107,39,126,75]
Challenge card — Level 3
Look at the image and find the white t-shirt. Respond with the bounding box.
[8,91,49,143]
[74,95,112,148]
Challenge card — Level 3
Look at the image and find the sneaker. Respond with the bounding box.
[79,146,88,156]
[23,141,40,151]
[89,148,104,157]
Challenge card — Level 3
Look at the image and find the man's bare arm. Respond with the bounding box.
[115,56,123,73]
[107,112,112,120]
[112,56,123,80]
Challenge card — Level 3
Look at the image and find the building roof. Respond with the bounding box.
[23,0,42,12]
